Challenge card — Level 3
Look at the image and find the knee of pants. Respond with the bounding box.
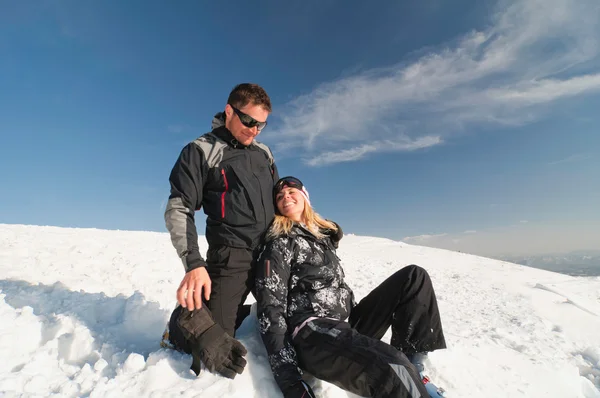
[205,300,237,337]
[405,264,427,276]
[393,264,430,283]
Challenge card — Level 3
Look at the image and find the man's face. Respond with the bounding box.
[224,103,269,146]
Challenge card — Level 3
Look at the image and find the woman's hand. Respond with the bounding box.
[283,380,316,398]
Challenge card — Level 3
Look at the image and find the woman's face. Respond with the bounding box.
[275,186,305,222]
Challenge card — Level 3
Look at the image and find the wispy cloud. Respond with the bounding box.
[304,136,442,166]
[168,124,188,133]
[403,233,448,243]
[547,153,592,165]
[269,0,600,166]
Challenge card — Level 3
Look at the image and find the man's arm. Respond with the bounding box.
[165,143,211,309]
[272,161,280,182]
[255,238,303,395]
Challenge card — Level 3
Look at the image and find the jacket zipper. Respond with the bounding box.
[248,151,268,225]
[221,169,229,219]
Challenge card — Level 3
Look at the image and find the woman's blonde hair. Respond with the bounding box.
[267,199,337,240]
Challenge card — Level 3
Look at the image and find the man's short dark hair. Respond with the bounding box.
[227,83,272,113]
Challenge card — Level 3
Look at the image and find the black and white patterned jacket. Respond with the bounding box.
[255,222,355,392]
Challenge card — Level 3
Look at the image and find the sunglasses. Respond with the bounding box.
[230,106,268,131]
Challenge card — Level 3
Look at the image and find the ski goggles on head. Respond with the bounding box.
[274,176,304,197]
[273,176,310,205]
[230,106,268,131]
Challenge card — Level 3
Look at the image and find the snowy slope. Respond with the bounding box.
[0,224,599,397]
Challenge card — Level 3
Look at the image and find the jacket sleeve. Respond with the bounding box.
[326,220,343,249]
[255,237,302,393]
[272,161,280,183]
[164,143,207,272]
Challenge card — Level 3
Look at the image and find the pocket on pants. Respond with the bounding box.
[224,248,253,272]
[206,246,253,279]
[206,245,230,266]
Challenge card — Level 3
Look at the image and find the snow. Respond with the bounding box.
[1,224,599,397]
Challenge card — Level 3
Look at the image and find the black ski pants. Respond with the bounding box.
[349,264,446,354]
[204,245,256,337]
[292,264,446,398]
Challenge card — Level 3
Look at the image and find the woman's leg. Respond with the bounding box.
[293,318,428,398]
[348,264,446,355]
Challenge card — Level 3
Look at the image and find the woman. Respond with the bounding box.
[255,176,447,398]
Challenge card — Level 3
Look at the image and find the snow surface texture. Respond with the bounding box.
[1,224,599,398]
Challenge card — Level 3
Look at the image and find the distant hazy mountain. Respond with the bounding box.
[498,250,600,277]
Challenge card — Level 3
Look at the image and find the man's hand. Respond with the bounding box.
[177,267,211,310]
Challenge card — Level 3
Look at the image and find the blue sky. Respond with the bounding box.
[1,0,599,256]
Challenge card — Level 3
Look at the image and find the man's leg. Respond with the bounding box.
[293,319,427,398]
[205,245,254,337]
[348,264,446,355]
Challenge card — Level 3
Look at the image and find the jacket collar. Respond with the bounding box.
[211,112,250,149]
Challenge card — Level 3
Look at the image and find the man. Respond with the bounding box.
[163,83,279,378]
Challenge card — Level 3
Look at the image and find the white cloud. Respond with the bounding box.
[547,153,592,166]
[403,233,448,243]
[486,75,600,105]
[168,124,188,133]
[304,136,442,166]
[269,0,600,166]
[402,221,600,256]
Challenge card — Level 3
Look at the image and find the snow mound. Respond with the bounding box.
[1,224,599,397]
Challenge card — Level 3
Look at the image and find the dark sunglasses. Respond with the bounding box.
[230,106,268,131]
[274,176,304,197]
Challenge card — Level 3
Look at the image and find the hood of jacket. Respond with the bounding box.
[212,112,226,130]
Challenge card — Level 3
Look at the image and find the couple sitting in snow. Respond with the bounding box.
[165,176,447,398]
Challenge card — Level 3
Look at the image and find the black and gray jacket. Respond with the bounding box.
[255,223,354,391]
[165,113,279,272]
